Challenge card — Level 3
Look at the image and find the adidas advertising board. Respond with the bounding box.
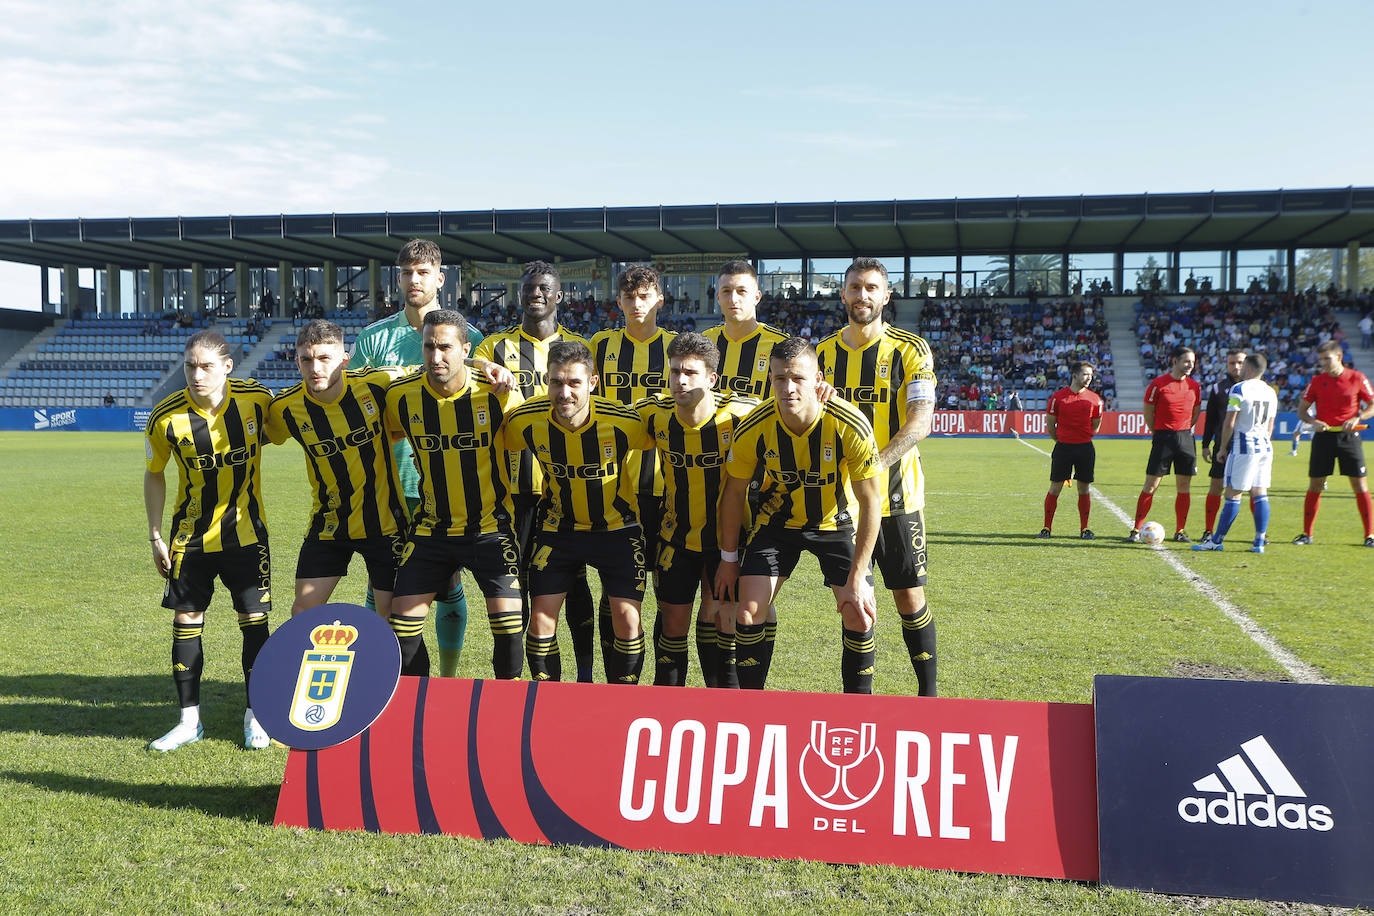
[275,680,1099,879]
[1095,675,1374,908]
[249,603,400,750]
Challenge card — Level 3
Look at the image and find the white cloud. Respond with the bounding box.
[0,0,389,218]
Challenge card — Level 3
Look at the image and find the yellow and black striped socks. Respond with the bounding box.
[899,605,938,697]
[172,620,204,708]
[487,611,524,679]
[388,614,429,677]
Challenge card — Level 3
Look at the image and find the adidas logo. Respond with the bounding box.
[764,449,779,459]
[737,658,759,666]
[1177,735,1333,831]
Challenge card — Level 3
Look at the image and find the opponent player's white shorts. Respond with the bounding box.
[1224,449,1273,491]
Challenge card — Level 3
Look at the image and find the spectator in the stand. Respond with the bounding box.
[1360,312,1372,350]
[103,391,115,407]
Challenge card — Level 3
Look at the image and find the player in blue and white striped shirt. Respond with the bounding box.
[1193,353,1278,554]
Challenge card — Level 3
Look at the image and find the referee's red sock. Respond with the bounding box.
[1303,490,1322,536]
[1133,492,1153,529]
[1175,493,1191,533]
[1077,493,1091,529]
[1204,493,1222,531]
[1356,491,1374,538]
[1043,492,1058,530]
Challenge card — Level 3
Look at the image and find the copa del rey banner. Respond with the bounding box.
[275,678,1099,880]
[932,410,1173,438]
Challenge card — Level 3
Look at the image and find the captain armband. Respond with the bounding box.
[907,379,936,403]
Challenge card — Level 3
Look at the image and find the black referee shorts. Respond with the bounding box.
[1050,441,1096,484]
[1308,430,1367,479]
[1145,429,1197,477]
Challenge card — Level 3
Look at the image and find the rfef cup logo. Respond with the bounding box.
[799,721,884,811]
[289,621,360,731]
[249,603,400,750]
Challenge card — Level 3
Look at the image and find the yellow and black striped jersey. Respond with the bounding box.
[589,327,675,496]
[384,372,523,537]
[816,325,937,515]
[501,395,652,533]
[703,322,789,398]
[725,397,881,532]
[636,391,759,551]
[473,324,591,496]
[266,368,406,541]
[145,378,273,552]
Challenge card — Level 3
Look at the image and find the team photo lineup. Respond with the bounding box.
[142,239,1373,753]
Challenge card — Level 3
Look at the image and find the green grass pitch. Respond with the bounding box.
[0,431,1368,915]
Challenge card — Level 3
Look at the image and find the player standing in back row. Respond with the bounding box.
[1128,345,1202,543]
[1198,349,1248,546]
[1192,353,1276,554]
[1038,360,1103,539]
[816,257,938,697]
[1292,340,1374,546]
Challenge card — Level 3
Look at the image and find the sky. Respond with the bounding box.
[1,0,1371,308]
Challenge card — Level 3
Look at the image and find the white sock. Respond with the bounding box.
[180,705,200,727]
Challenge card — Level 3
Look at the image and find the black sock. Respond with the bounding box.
[695,619,718,687]
[389,615,429,677]
[841,626,876,694]
[488,610,524,679]
[565,569,595,677]
[525,632,561,682]
[716,630,738,688]
[172,620,204,708]
[900,605,938,697]
[652,628,689,686]
[238,613,269,703]
[736,623,767,689]
[757,620,777,684]
[611,632,645,684]
[597,595,614,682]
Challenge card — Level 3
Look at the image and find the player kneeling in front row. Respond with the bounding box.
[384,311,526,678]
[266,320,408,619]
[502,341,654,684]
[637,333,757,686]
[1039,360,1103,539]
[144,330,274,751]
[1193,354,1276,553]
[715,337,883,694]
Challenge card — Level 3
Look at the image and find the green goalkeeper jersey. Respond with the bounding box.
[351,308,483,498]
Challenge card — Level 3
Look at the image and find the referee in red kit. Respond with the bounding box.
[1292,340,1374,546]
[1128,345,1202,543]
[1039,360,1103,539]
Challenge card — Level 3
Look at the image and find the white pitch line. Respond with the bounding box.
[1014,437,1326,683]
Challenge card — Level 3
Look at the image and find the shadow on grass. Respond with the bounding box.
[0,674,252,740]
[0,768,279,823]
[934,531,1142,549]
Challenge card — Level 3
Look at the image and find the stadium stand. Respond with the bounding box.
[1134,290,1362,409]
[923,296,1116,411]
[0,313,210,408]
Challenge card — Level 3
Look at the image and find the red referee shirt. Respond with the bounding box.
[1301,368,1374,426]
[1144,373,1201,431]
[1047,386,1103,444]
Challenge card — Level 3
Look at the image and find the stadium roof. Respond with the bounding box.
[2,187,1372,270]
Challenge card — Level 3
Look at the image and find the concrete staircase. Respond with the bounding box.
[0,322,62,377]
[1102,297,1145,407]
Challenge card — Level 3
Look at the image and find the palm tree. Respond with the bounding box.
[980,254,1072,295]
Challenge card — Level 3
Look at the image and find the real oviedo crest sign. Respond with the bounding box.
[250,603,400,750]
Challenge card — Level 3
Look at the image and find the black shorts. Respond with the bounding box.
[1049,441,1096,484]
[1208,454,1226,480]
[873,511,928,589]
[1309,430,1368,479]
[529,527,647,602]
[295,534,403,591]
[655,542,721,606]
[393,530,522,601]
[1145,429,1197,477]
[511,492,542,560]
[740,526,871,588]
[163,542,272,615]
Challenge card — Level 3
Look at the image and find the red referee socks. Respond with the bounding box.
[1175,493,1191,533]
[1043,493,1058,529]
[1133,492,1153,529]
[1303,490,1321,537]
[1078,493,1091,529]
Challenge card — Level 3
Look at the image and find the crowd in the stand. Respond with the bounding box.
[1136,287,1367,409]
[923,295,1116,410]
